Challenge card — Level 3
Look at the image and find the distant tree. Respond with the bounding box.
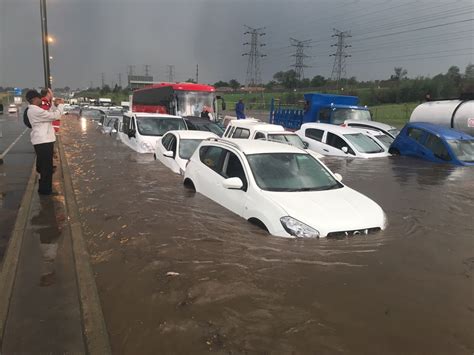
[446,65,462,86]
[273,70,299,89]
[300,78,311,88]
[347,76,358,86]
[185,78,196,83]
[100,85,111,94]
[213,81,229,88]
[310,75,327,87]
[465,63,474,79]
[64,86,70,92]
[113,84,121,93]
[391,67,408,81]
[229,79,240,90]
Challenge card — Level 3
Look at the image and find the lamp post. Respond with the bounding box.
[40,0,51,88]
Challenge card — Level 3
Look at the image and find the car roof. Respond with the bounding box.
[228,119,285,132]
[407,122,473,140]
[300,122,365,134]
[344,119,396,130]
[205,138,305,155]
[167,130,218,139]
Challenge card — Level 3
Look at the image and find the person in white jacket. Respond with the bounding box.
[25,89,64,195]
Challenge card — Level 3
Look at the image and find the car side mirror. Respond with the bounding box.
[303,141,309,149]
[222,177,243,190]
[128,129,136,138]
[341,146,349,154]
[334,173,343,182]
[163,150,174,158]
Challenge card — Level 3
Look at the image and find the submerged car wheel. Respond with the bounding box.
[248,218,269,233]
[183,178,196,191]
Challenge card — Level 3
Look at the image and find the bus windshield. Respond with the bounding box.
[176,91,215,117]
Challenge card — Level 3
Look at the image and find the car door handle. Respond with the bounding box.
[323,149,329,152]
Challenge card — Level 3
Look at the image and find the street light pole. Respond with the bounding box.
[40,0,51,88]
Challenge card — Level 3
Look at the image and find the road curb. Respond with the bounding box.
[58,137,112,355]
[0,163,36,346]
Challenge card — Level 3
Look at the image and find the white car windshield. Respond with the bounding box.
[343,133,384,153]
[447,139,474,162]
[374,134,394,149]
[136,117,186,136]
[247,153,341,192]
[267,134,306,149]
[179,139,204,160]
[388,128,400,137]
[332,109,371,124]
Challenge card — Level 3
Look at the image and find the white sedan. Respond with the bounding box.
[296,123,390,158]
[184,139,386,238]
[154,130,218,174]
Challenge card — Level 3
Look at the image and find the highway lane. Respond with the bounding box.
[0,112,35,263]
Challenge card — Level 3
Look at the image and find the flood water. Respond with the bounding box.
[61,117,473,354]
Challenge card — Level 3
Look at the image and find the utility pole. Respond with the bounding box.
[118,73,122,88]
[195,64,199,83]
[89,81,93,89]
[128,65,135,76]
[242,26,266,87]
[144,64,150,77]
[101,72,105,88]
[40,0,51,88]
[290,38,312,80]
[167,65,175,82]
[330,29,352,89]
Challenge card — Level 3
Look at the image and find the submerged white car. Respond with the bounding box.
[154,130,218,174]
[184,139,386,238]
[296,123,390,158]
[8,104,18,114]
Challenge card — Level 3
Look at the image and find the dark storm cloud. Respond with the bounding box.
[1,0,472,88]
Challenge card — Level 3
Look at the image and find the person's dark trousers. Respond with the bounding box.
[34,142,54,195]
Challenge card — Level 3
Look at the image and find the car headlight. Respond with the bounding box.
[280,216,320,238]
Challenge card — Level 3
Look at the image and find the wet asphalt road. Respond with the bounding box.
[0,112,35,262]
[61,117,473,354]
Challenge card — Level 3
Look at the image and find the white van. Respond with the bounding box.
[222,119,323,158]
[118,112,187,153]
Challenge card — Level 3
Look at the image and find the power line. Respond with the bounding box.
[101,72,105,88]
[242,25,266,86]
[330,29,351,88]
[195,64,199,83]
[290,38,312,79]
[127,65,135,76]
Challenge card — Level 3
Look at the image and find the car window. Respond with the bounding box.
[222,151,248,190]
[185,120,197,130]
[255,132,266,140]
[407,127,424,142]
[199,146,225,172]
[326,132,354,154]
[161,133,173,149]
[423,134,451,161]
[305,128,324,142]
[168,135,177,155]
[232,127,250,139]
[122,116,130,133]
[318,108,331,121]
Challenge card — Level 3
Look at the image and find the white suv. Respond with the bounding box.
[296,123,390,158]
[184,139,386,238]
[223,119,322,158]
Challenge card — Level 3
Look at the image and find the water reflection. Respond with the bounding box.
[31,196,63,286]
[80,117,87,132]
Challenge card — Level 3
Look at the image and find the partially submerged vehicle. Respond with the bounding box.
[154,130,218,174]
[296,123,390,158]
[222,119,322,157]
[184,139,387,238]
[343,119,399,138]
[118,112,186,153]
[183,116,225,137]
[389,122,474,166]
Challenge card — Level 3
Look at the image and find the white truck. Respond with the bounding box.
[410,99,474,136]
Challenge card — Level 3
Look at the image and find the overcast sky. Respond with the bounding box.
[0,0,472,89]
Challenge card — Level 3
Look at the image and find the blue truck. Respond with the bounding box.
[270,93,371,130]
